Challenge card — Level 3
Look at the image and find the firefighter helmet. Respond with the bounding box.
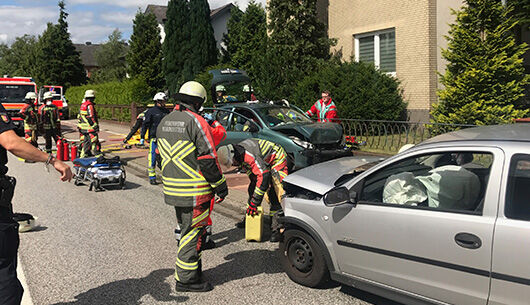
[43,91,54,100]
[84,89,96,98]
[153,92,167,101]
[242,85,253,93]
[25,92,37,100]
[215,85,226,92]
[217,144,234,170]
[176,81,207,108]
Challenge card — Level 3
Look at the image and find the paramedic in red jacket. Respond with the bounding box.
[306,90,339,123]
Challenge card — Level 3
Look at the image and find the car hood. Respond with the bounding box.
[284,155,385,195]
[272,122,342,144]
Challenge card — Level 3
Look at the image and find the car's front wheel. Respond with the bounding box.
[279,229,330,287]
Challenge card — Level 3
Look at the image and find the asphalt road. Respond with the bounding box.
[9,153,396,305]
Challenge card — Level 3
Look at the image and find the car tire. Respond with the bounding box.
[279,229,330,288]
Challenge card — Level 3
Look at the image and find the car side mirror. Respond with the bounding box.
[324,186,356,207]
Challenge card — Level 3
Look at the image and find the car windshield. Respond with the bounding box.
[0,84,35,103]
[335,160,384,186]
[256,107,312,127]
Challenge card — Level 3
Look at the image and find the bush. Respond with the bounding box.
[289,61,407,121]
[65,78,151,120]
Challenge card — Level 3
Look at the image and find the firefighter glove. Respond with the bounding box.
[214,181,228,200]
[246,201,259,216]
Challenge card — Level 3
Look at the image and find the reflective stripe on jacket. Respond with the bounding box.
[306,98,339,123]
[20,104,38,128]
[38,104,60,130]
[157,107,225,207]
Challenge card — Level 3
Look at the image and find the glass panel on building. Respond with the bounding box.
[379,30,396,72]
[358,36,375,64]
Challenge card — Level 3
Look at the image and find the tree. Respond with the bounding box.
[163,0,192,94]
[232,1,267,78]
[127,10,164,94]
[220,5,243,64]
[91,29,128,83]
[34,1,86,87]
[433,0,529,125]
[259,0,335,99]
[0,35,39,76]
[188,0,218,76]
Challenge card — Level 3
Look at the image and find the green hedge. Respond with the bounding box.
[289,61,407,121]
[65,78,152,120]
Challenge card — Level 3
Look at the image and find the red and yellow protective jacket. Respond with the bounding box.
[77,100,99,132]
[306,98,339,123]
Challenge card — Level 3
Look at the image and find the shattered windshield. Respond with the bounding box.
[335,160,384,186]
[256,107,312,127]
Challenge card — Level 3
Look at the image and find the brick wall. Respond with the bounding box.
[327,0,438,122]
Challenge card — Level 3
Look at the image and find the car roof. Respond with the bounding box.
[419,124,530,146]
[218,102,287,110]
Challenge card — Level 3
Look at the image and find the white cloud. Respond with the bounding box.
[101,12,136,25]
[0,5,57,43]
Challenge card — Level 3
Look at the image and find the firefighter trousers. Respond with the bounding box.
[174,201,210,284]
[24,128,38,148]
[79,131,101,158]
[0,211,23,305]
[43,129,60,153]
[248,173,285,232]
[148,139,158,180]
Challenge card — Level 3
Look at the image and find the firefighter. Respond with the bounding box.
[217,138,288,242]
[38,92,61,154]
[123,109,148,145]
[242,84,257,101]
[77,90,101,158]
[19,92,39,148]
[215,85,236,103]
[306,90,339,123]
[157,81,227,292]
[143,92,169,185]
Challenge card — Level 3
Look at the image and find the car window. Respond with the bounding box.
[504,154,530,221]
[359,151,493,213]
[256,107,312,127]
[225,108,260,132]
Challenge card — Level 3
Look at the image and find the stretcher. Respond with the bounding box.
[73,156,126,191]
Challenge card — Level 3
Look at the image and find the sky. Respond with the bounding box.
[0,0,267,45]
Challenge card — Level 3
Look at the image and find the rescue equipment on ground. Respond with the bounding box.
[56,138,63,161]
[245,206,263,242]
[73,156,125,191]
[63,141,70,161]
[13,213,36,233]
[70,143,78,161]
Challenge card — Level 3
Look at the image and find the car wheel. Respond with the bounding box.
[279,229,330,287]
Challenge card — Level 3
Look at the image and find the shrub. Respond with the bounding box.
[65,78,151,121]
[289,61,407,121]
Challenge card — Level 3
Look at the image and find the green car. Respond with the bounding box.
[206,68,352,171]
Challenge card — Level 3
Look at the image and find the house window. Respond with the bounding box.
[355,29,396,74]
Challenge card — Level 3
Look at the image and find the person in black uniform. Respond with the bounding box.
[0,104,71,305]
[142,92,170,184]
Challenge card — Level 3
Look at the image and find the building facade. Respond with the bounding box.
[322,0,463,122]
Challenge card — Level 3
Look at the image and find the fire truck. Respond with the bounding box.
[39,85,69,120]
[0,76,38,135]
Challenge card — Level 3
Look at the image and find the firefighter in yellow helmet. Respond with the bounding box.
[38,91,62,153]
[157,81,228,292]
[19,92,39,147]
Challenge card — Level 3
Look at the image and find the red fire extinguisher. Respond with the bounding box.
[63,140,69,161]
[56,138,63,161]
[71,144,78,161]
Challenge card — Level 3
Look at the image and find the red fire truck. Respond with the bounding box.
[0,76,38,135]
[39,85,69,120]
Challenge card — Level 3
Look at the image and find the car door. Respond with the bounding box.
[331,147,503,305]
[488,152,530,305]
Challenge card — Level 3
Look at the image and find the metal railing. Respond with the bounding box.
[340,119,478,153]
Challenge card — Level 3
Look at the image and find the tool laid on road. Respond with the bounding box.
[12,213,37,233]
[245,206,263,242]
[73,156,126,191]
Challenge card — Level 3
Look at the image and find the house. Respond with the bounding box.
[74,42,101,79]
[145,3,235,49]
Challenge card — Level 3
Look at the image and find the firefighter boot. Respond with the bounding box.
[175,281,213,292]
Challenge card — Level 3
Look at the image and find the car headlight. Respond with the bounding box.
[290,136,313,149]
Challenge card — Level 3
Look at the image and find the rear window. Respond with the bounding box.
[0,84,35,103]
[505,154,530,221]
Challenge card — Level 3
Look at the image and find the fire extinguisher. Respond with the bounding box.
[71,144,78,161]
[56,138,63,161]
[63,140,69,161]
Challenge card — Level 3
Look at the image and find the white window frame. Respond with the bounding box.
[354,28,396,77]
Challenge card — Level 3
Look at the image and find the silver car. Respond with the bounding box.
[279,124,530,305]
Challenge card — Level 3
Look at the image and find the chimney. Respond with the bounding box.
[85,41,92,45]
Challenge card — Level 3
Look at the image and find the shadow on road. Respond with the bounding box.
[210,227,244,249]
[51,269,188,305]
[340,285,403,305]
[204,249,282,286]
